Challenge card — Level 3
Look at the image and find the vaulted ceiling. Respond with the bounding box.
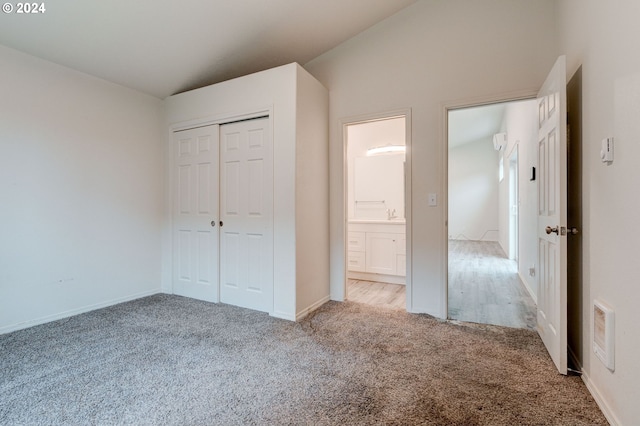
[0,0,417,98]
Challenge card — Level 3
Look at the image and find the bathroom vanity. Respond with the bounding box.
[347,220,406,285]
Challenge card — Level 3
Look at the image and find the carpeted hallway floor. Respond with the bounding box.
[0,294,606,425]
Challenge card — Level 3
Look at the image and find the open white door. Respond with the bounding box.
[536,56,568,374]
[172,125,220,303]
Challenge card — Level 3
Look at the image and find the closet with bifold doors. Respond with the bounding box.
[165,63,329,321]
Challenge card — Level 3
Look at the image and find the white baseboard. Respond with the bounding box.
[518,271,537,304]
[581,369,620,426]
[348,271,405,285]
[567,346,618,426]
[270,310,296,321]
[295,295,331,321]
[0,289,160,335]
[270,296,331,322]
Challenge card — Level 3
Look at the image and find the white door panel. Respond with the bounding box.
[537,56,568,375]
[172,125,219,303]
[220,117,273,313]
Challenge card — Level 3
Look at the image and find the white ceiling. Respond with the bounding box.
[448,103,507,149]
[0,0,416,99]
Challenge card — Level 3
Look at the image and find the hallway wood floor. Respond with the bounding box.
[448,240,537,330]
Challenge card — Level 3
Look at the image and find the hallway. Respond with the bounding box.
[448,240,536,329]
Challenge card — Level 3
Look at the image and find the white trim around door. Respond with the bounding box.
[442,90,537,320]
[338,109,413,311]
[168,107,274,312]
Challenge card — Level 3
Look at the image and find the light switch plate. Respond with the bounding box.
[600,137,614,163]
[428,193,437,206]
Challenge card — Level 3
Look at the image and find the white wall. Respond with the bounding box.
[502,100,538,300]
[352,155,404,220]
[295,68,330,316]
[448,138,499,241]
[558,1,640,423]
[347,117,405,219]
[305,0,558,315]
[0,45,164,333]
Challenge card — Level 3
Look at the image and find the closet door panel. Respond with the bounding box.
[220,117,273,313]
[172,125,219,302]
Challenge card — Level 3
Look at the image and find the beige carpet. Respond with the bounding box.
[0,295,606,425]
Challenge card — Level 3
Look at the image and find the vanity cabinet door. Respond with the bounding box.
[365,233,398,275]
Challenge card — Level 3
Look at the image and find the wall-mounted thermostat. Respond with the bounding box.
[600,137,614,163]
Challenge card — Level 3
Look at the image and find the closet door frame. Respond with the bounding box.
[168,107,274,308]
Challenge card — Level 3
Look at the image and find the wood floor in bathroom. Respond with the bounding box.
[347,279,406,310]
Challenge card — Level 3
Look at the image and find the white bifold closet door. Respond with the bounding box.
[219,117,273,313]
[172,125,220,303]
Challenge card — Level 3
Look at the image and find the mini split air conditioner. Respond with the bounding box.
[493,132,507,151]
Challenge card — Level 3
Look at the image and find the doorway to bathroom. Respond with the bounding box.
[344,114,408,310]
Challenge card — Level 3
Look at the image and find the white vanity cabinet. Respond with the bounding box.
[396,235,406,276]
[347,231,366,272]
[348,221,406,285]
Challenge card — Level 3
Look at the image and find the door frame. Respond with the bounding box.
[566,66,583,371]
[167,106,274,305]
[508,144,519,261]
[339,108,413,311]
[442,90,536,318]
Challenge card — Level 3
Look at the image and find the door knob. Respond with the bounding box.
[210,221,216,227]
[545,226,559,235]
[568,227,579,235]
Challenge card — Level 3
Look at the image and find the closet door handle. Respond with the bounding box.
[210,221,216,227]
[220,221,223,227]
